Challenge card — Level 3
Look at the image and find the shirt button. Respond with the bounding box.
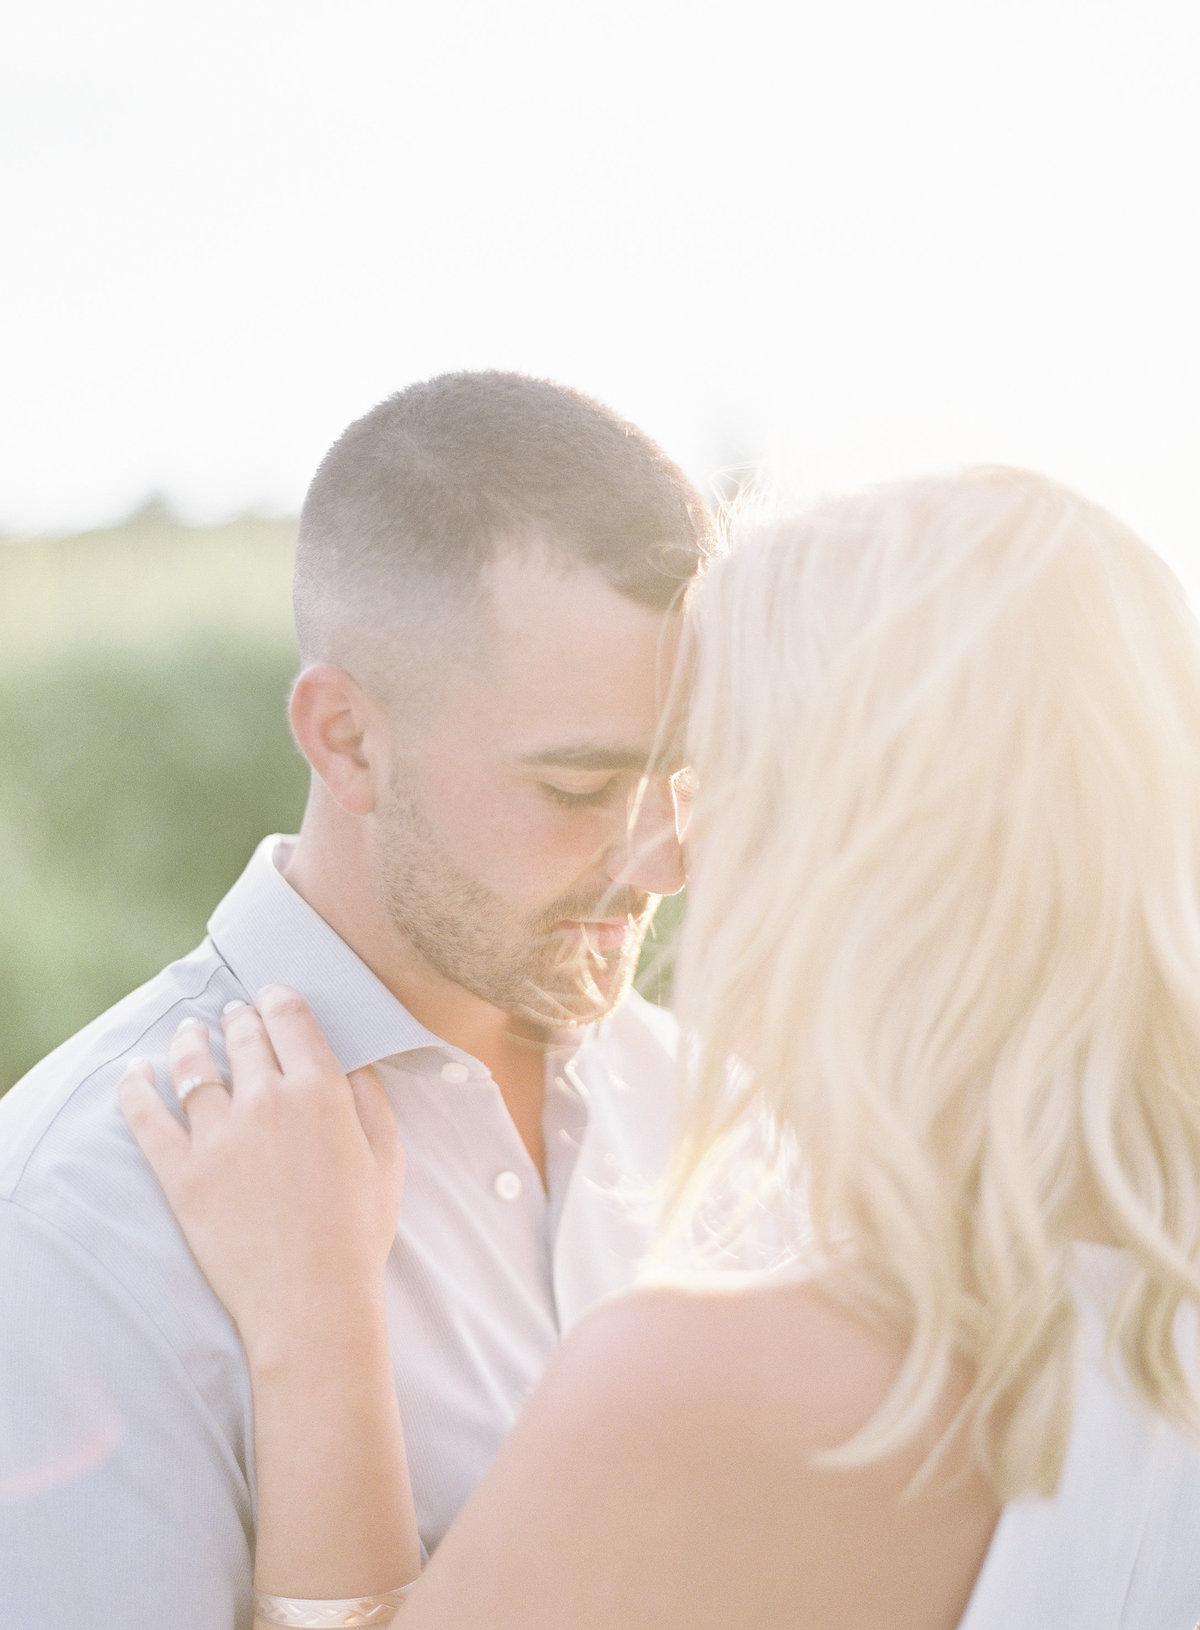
[493,1171,523,1201]
[440,1061,470,1084]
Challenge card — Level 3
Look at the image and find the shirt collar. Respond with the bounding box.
[206,835,441,1073]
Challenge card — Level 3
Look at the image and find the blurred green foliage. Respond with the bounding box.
[0,509,681,1094]
[0,640,308,1090]
[0,513,305,1092]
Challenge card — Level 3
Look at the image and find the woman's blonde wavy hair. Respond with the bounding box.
[668,466,1200,1498]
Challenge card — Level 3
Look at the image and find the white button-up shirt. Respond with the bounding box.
[0,837,681,1629]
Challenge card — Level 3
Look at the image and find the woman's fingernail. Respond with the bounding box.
[175,1016,206,1034]
[257,985,291,1006]
[126,1056,153,1076]
[223,999,249,1016]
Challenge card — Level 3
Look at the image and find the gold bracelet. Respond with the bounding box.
[252,1583,414,1626]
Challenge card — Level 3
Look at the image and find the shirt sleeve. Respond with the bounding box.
[0,1200,254,1630]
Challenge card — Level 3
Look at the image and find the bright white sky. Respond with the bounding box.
[3,0,1198,595]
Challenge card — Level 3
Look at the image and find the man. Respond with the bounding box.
[0,373,715,1628]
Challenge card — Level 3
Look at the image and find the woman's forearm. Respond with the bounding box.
[248,1299,421,1614]
[117,997,421,1624]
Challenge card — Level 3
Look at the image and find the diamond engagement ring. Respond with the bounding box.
[176,1073,229,1109]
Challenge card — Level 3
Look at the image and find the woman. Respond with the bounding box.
[121,466,1200,1627]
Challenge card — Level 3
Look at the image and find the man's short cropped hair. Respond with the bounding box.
[294,371,716,681]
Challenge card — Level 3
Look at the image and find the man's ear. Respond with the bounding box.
[289,664,388,815]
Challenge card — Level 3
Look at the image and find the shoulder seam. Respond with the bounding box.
[4,958,231,1200]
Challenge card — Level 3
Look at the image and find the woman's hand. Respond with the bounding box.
[119,986,405,1372]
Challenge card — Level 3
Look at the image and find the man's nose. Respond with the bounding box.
[604,778,687,898]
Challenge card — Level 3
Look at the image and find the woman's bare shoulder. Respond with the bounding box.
[557,1275,910,1450]
[533,1278,995,1627]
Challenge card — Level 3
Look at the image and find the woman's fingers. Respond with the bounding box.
[118,1058,190,1195]
[255,990,403,1197]
[220,998,283,1100]
[168,1016,232,1135]
[146,989,400,1201]
[256,985,346,1085]
[119,995,403,1357]
[348,1066,405,1197]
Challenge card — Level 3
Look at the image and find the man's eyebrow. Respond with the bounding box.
[519,741,687,773]
[519,745,652,771]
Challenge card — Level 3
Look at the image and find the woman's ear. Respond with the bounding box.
[289,665,387,815]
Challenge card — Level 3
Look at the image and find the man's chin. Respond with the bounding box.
[516,948,640,1030]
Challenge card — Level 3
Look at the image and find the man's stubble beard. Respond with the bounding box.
[377,776,656,1029]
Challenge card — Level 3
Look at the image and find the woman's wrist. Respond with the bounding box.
[240,1287,393,1381]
